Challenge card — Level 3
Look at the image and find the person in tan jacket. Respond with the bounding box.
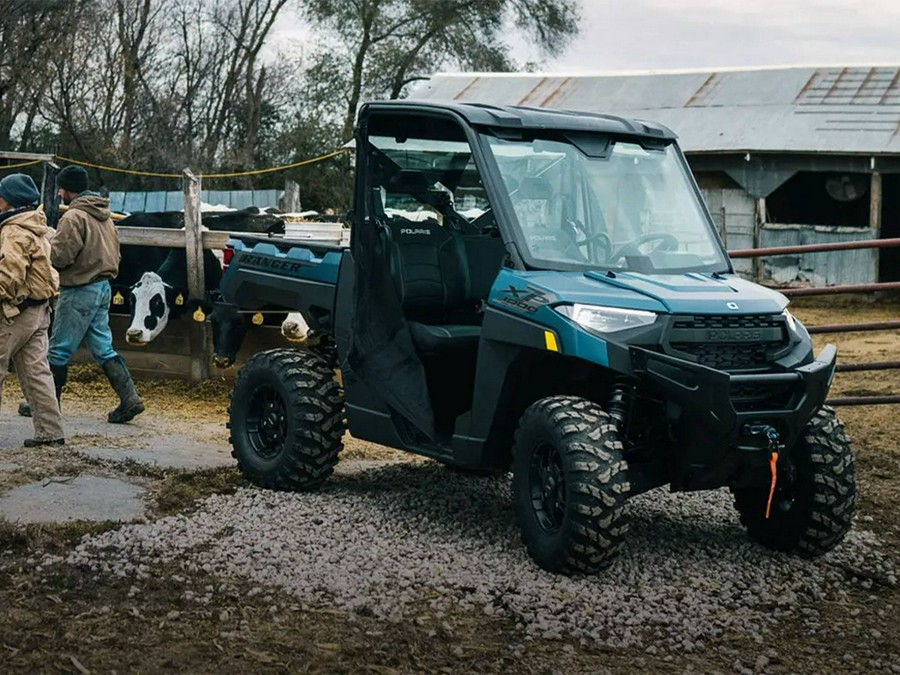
[20,165,143,424]
[0,173,65,446]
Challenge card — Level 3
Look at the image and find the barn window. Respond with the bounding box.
[766,171,870,228]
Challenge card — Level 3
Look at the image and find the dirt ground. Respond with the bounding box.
[1,299,899,674]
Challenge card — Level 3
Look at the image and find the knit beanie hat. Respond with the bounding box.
[56,164,89,193]
[0,173,40,207]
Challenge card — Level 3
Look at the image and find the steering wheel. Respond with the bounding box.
[575,230,612,259]
[609,232,679,263]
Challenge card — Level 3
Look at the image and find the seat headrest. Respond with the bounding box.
[388,170,431,194]
[516,176,553,200]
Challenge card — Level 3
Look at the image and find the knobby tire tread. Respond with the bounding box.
[514,396,630,575]
[733,406,856,557]
[229,348,344,491]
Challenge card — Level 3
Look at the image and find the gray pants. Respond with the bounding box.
[0,303,65,441]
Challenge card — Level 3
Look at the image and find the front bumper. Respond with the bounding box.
[630,343,836,490]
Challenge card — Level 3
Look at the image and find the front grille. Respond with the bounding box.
[666,314,788,372]
[672,314,785,331]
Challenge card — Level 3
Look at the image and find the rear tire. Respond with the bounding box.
[732,406,856,556]
[229,348,344,491]
[513,396,630,575]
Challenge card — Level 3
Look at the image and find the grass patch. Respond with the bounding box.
[0,519,119,555]
[153,466,242,516]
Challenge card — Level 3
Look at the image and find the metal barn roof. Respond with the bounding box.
[410,66,900,155]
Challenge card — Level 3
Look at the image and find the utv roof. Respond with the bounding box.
[361,100,677,142]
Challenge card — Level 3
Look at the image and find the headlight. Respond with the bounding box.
[782,308,797,332]
[556,303,657,334]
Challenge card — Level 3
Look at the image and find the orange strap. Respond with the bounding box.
[765,451,779,519]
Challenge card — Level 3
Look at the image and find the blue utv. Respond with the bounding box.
[220,101,856,575]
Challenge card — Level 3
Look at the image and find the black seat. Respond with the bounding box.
[407,322,481,352]
[385,213,480,353]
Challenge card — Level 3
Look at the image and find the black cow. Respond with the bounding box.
[116,207,284,234]
[182,293,294,369]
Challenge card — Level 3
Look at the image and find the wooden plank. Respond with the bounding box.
[116,226,341,250]
[113,333,192,357]
[202,230,230,249]
[116,227,187,247]
[107,313,193,355]
[71,321,290,382]
[71,349,192,380]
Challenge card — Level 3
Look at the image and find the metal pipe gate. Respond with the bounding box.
[726,237,899,406]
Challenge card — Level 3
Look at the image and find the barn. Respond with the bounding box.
[412,65,900,286]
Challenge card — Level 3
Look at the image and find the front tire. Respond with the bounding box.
[732,406,856,556]
[513,396,630,575]
[229,349,345,491]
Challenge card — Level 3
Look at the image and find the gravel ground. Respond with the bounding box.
[45,461,898,658]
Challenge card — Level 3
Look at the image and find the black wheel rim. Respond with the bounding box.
[529,441,566,532]
[245,384,288,460]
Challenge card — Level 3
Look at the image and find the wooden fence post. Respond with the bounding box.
[754,197,766,282]
[41,161,61,228]
[183,169,209,382]
[870,172,882,282]
[283,179,301,212]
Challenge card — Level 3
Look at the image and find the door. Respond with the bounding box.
[337,106,504,448]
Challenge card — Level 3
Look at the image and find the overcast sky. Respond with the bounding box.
[272,1,900,73]
[514,0,900,72]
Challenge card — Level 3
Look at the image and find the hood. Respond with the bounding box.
[2,208,49,237]
[507,270,789,316]
[69,195,111,221]
[582,271,789,315]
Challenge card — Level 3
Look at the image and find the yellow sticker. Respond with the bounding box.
[112,291,124,305]
[175,293,184,306]
[193,307,206,322]
[251,312,264,325]
[544,330,559,352]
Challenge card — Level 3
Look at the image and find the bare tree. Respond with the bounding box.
[303,0,581,139]
[0,0,87,151]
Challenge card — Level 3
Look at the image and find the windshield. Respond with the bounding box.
[367,134,494,231]
[482,133,728,274]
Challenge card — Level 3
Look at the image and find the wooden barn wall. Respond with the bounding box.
[701,184,879,286]
[758,224,878,287]
[700,187,756,278]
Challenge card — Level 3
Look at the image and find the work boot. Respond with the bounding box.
[23,437,66,448]
[18,364,67,417]
[101,356,145,424]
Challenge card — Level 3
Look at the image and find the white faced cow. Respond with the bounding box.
[123,206,283,354]
[120,207,334,367]
[126,272,172,344]
[126,247,224,346]
[280,312,310,343]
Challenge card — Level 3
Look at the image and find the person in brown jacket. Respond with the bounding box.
[0,173,66,446]
[20,165,144,423]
